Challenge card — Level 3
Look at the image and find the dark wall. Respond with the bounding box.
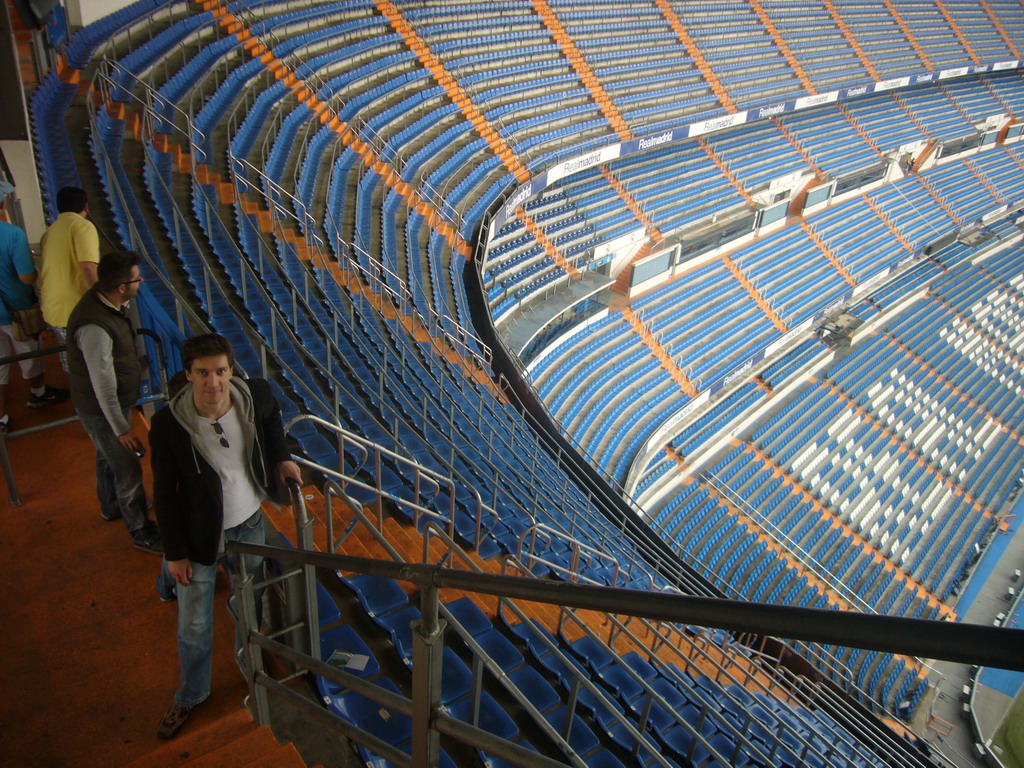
[0,3,30,141]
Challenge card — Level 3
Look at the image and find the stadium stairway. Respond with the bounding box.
[123,710,313,768]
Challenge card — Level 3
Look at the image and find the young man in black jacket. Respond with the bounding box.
[151,333,300,739]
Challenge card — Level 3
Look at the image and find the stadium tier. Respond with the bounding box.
[25,0,1024,765]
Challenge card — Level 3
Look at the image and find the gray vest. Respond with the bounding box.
[66,289,141,415]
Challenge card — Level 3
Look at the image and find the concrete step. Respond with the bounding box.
[122,709,255,768]
[241,742,310,768]
[182,725,280,767]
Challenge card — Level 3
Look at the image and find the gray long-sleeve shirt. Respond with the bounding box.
[74,319,132,436]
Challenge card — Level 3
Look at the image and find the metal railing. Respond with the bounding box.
[0,344,76,506]
[701,465,875,616]
[229,478,1023,768]
[216,141,721,604]
[286,438,856,760]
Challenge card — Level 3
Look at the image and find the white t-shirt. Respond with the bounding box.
[196,404,265,529]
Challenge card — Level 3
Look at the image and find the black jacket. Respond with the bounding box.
[150,377,291,565]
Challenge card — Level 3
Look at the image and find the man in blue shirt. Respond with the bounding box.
[0,182,68,432]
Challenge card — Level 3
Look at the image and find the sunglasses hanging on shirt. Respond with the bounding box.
[212,421,229,448]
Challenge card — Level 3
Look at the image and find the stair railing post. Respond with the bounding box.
[233,553,270,727]
[290,480,321,662]
[410,585,444,768]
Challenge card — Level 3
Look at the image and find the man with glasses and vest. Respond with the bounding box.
[66,250,162,554]
[150,332,300,739]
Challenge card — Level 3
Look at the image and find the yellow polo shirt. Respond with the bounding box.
[39,212,100,327]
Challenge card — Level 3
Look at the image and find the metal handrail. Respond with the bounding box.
[309,451,737,731]
[230,529,1019,767]
[87,64,378,425]
[227,147,493,378]
[285,410,696,598]
[308,471,944,765]
[425,519,678,768]
[701,466,876,616]
[275,441,980,763]
[0,343,76,506]
[286,415,497,557]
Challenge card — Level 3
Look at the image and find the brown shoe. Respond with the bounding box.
[157,702,193,739]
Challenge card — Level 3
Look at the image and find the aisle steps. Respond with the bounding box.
[123,709,317,768]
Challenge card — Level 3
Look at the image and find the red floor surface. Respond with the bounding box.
[0,361,249,767]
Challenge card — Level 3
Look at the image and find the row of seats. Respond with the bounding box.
[639,244,1024,708]
[312,560,900,768]
[64,0,183,68]
[526,132,984,482]
[30,73,82,220]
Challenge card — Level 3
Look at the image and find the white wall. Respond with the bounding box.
[1,139,46,242]
[64,0,135,28]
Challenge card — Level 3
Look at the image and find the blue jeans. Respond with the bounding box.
[76,408,148,533]
[171,509,265,708]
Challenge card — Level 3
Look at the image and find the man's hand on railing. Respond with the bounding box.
[276,460,301,487]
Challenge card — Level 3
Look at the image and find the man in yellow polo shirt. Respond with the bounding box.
[39,186,100,367]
